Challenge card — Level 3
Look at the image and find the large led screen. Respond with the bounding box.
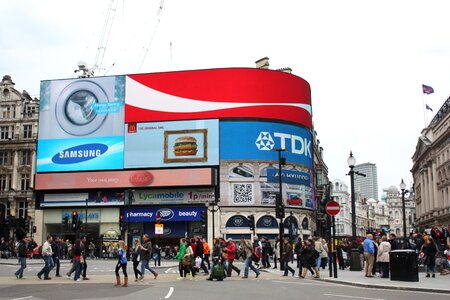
[220,121,313,167]
[124,120,219,168]
[34,168,213,190]
[125,68,312,128]
[37,76,125,172]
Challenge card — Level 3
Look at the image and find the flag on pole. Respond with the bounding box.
[426,104,433,112]
[422,84,434,95]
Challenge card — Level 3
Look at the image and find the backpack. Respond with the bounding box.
[252,246,261,262]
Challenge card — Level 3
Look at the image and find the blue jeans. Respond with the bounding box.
[141,259,156,275]
[283,260,295,276]
[15,257,27,278]
[244,257,260,277]
[73,259,82,281]
[38,256,54,278]
[53,257,60,275]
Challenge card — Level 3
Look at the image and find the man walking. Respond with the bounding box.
[15,235,27,279]
[363,234,375,277]
[281,238,295,276]
[139,234,158,280]
[37,235,54,280]
[81,236,89,280]
[51,237,62,277]
[240,236,260,278]
[225,238,240,277]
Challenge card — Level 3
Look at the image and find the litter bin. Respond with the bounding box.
[350,248,362,271]
[389,249,418,282]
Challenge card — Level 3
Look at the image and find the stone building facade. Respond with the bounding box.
[411,97,450,228]
[0,75,39,240]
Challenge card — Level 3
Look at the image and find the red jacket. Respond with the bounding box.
[226,242,236,260]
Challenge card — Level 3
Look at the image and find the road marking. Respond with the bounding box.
[165,268,173,274]
[164,287,174,299]
[272,280,322,286]
[11,296,32,300]
[323,294,386,300]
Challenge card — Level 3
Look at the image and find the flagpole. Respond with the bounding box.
[422,92,427,127]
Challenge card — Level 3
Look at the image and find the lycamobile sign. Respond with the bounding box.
[132,189,215,205]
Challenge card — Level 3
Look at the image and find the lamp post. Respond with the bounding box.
[207,200,219,242]
[400,179,408,247]
[274,148,286,271]
[347,151,365,271]
[347,151,357,242]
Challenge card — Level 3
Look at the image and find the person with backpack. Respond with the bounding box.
[240,235,261,279]
[207,238,226,281]
[139,234,158,280]
[225,238,241,277]
[14,235,28,279]
[37,235,54,280]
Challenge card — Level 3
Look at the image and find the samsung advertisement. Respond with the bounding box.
[220,121,313,167]
[124,119,219,168]
[37,76,125,172]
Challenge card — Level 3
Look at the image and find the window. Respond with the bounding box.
[20,173,30,190]
[18,201,28,219]
[0,174,11,191]
[20,150,31,165]
[0,151,10,165]
[23,125,32,139]
[1,106,11,118]
[25,106,36,115]
[6,201,11,217]
[0,126,9,140]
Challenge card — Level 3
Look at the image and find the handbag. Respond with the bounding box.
[183,255,191,266]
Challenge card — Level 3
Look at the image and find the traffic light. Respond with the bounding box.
[119,214,124,231]
[275,194,285,219]
[201,210,207,227]
[72,211,78,231]
[32,225,37,233]
[249,215,255,231]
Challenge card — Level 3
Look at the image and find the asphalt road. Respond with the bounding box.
[0,260,449,300]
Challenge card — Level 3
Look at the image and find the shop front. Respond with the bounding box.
[124,206,206,248]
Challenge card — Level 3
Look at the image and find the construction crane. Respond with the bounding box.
[75,0,119,77]
[137,0,166,72]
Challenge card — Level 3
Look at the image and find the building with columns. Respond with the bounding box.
[331,179,352,237]
[0,75,39,240]
[411,97,450,228]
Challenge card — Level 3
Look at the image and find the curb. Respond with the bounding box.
[318,278,450,294]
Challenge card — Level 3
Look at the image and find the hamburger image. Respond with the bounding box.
[173,136,198,156]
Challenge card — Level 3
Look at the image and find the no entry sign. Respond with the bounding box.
[325,201,340,216]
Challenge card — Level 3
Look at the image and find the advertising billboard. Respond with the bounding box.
[266,169,311,186]
[40,190,125,207]
[220,121,313,167]
[124,120,219,168]
[125,68,312,128]
[35,168,213,190]
[37,76,125,172]
[132,188,215,205]
[124,207,206,222]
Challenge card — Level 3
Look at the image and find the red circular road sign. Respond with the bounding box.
[325,201,341,216]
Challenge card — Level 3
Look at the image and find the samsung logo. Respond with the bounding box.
[52,143,108,164]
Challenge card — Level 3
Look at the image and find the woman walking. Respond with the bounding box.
[131,239,142,282]
[377,235,391,278]
[422,237,438,278]
[175,238,187,280]
[114,240,128,287]
[184,239,195,279]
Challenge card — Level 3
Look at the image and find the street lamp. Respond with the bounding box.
[399,179,408,247]
[347,151,365,271]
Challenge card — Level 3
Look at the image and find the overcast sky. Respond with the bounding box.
[1,0,449,197]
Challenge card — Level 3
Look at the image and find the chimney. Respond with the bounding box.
[276,67,292,74]
[255,57,269,69]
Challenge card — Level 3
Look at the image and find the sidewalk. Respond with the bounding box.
[262,266,450,294]
[0,258,178,268]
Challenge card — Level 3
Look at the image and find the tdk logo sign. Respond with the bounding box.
[52,143,108,164]
[255,132,312,157]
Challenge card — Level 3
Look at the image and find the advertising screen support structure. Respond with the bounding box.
[275,148,286,271]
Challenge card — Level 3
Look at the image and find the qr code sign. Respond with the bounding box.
[233,183,253,204]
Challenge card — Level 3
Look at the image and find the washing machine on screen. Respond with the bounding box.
[39,76,125,139]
